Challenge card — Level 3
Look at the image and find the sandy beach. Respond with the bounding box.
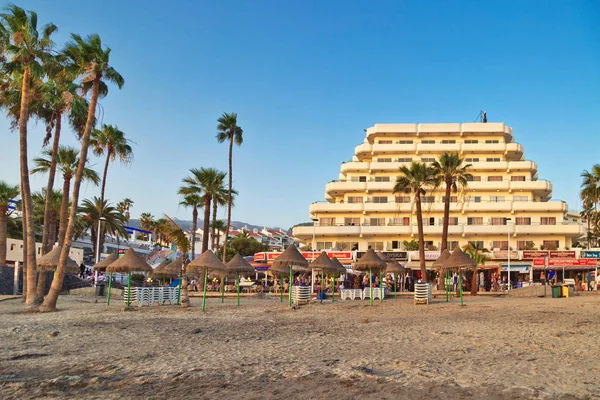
[1,293,599,399]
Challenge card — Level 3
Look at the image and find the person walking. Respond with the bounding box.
[79,263,86,279]
[587,271,593,291]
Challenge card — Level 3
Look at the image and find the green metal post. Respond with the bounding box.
[369,268,373,306]
[459,271,463,305]
[202,269,208,312]
[126,271,131,308]
[221,276,225,303]
[289,266,293,307]
[236,273,240,306]
[107,273,112,305]
[320,270,324,304]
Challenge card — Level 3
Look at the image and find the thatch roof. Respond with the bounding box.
[37,246,78,274]
[354,249,386,272]
[432,249,451,269]
[385,260,406,274]
[152,258,179,279]
[271,245,308,273]
[376,252,392,263]
[92,253,118,272]
[330,256,347,274]
[226,254,255,275]
[105,248,153,273]
[186,250,226,274]
[445,248,476,269]
[308,252,336,272]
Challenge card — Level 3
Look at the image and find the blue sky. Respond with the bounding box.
[0,0,599,229]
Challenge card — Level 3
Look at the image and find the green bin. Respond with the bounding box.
[551,286,561,298]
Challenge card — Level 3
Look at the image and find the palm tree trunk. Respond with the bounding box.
[41,113,62,255]
[471,267,478,296]
[0,211,7,266]
[49,214,57,249]
[415,193,427,282]
[191,205,197,260]
[35,269,47,302]
[441,178,451,252]
[222,136,233,262]
[99,153,110,210]
[180,254,189,307]
[18,65,38,306]
[211,201,217,250]
[21,180,27,302]
[57,177,71,246]
[202,196,211,253]
[41,77,101,312]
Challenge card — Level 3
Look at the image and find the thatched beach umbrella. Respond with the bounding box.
[433,249,452,300]
[37,246,79,274]
[187,250,226,311]
[376,252,394,303]
[330,256,347,302]
[354,249,386,306]
[309,252,336,303]
[445,248,476,305]
[106,248,152,307]
[272,245,308,306]
[151,258,178,280]
[226,253,255,306]
[385,259,405,300]
[92,253,118,272]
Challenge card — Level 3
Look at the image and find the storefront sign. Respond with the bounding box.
[259,251,353,262]
[254,266,269,271]
[522,251,548,259]
[534,258,596,267]
[493,250,519,260]
[549,251,576,259]
[581,251,600,259]
[499,264,530,273]
[253,252,266,262]
[356,251,407,260]
[408,251,440,260]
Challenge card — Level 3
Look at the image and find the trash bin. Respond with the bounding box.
[95,284,105,296]
[561,285,569,298]
[568,286,574,297]
[551,286,561,298]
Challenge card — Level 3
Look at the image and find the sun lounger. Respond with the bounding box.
[122,287,180,307]
[414,283,432,305]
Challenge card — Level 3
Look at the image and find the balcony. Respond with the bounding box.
[366,181,394,192]
[511,201,566,212]
[372,143,416,154]
[513,223,582,236]
[369,161,404,172]
[509,180,551,194]
[310,202,364,214]
[325,181,367,195]
[463,224,511,235]
[355,143,372,158]
[507,161,537,173]
[292,224,361,239]
[465,181,511,191]
[418,123,461,134]
[467,161,509,171]
[363,202,412,213]
[340,161,369,173]
[463,202,512,212]
[361,225,412,235]
[416,143,461,154]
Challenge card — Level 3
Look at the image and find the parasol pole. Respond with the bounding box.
[126,271,131,308]
[394,273,397,300]
[221,276,225,303]
[236,272,240,306]
[379,271,383,303]
[459,269,463,305]
[445,270,449,302]
[289,265,293,307]
[332,273,335,302]
[202,268,208,312]
[107,272,112,305]
[320,270,324,304]
[369,268,373,306]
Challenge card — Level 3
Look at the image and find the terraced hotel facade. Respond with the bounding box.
[293,123,582,253]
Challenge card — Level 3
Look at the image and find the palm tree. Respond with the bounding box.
[1,4,57,305]
[431,153,472,253]
[216,112,243,262]
[0,181,19,267]
[178,193,202,260]
[211,179,236,250]
[32,189,61,302]
[139,212,154,241]
[74,197,127,258]
[41,33,124,312]
[116,198,134,224]
[210,219,226,251]
[32,146,100,246]
[581,165,600,248]
[393,162,435,282]
[160,215,190,307]
[90,124,133,210]
[180,168,227,253]
[463,242,489,295]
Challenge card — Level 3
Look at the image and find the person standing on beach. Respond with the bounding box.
[587,271,593,291]
[79,263,86,279]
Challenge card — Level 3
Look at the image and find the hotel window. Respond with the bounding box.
[377,140,392,144]
[316,242,333,251]
[423,217,436,226]
[347,196,363,203]
[359,176,366,182]
[374,176,390,182]
[421,158,435,163]
[488,176,503,181]
[391,240,400,250]
[486,157,501,162]
[464,139,478,144]
[367,242,384,251]
[467,217,483,225]
[490,217,507,225]
[441,139,456,144]
[397,158,412,162]
[465,158,480,163]
[371,196,388,203]
[511,176,526,181]
[443,217,459,225]
[390,217,410,226]
[517,241,535,250]
[395,196,411,203]
[319,218,335,226]
[421,140,435,144]
[334,242,354,251]
[448,241,459,250]
[513,196,528,202]
[422,196,435,203]
[491,241,509,250]
[469,241,484,249]
[472,196,482,203]
[540,217,556,225]
[515,217,531,225]
[485,139,500,144]
[369,218,385,226]
[441,196,458,203]
[542,240,559,250]
[397,140,413,144]
[466,175,481,181]
[490,196,505,202]
[344,217,360,226]
[376,158,392,162]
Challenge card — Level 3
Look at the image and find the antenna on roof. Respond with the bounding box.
[475,110,488,123]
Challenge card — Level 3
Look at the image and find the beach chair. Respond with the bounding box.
[414,283,432,305]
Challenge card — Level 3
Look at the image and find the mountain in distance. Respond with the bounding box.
[127,218,285,233]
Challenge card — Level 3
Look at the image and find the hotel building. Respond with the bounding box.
[292,122,583,254]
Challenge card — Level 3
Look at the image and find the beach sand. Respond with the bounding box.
[1,293,599,399]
